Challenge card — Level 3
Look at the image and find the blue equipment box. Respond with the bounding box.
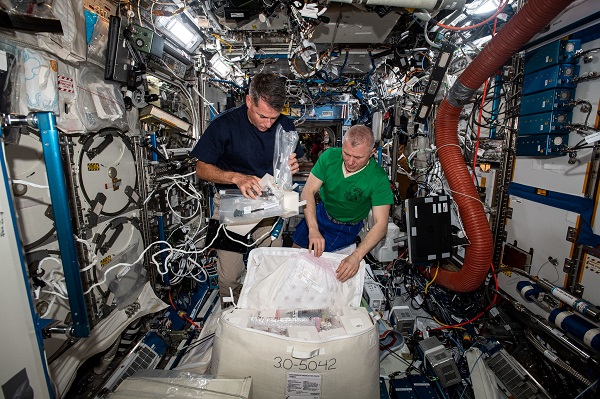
[522,64,579,95]
[519,88,575,116]
[524,39,580,75]
[289,103,346,120]
[380,377,392,399]
[518,111,572,135]
[409,374,440,399]
[516,134,568,157]
[389,375,440,399]
[389,378,418,399]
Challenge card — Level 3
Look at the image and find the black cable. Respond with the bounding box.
[180,332,216,355]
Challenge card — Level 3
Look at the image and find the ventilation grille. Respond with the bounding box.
[485,350,541,399]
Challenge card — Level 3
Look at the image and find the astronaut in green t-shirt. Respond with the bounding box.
[293,125,393,282]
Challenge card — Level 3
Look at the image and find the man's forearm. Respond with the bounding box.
[352,203,391,261]
[300,191,319,231]
[196,161,242,185]
[352,220,388,260]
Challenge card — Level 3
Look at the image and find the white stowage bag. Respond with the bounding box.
[211,247,379,399]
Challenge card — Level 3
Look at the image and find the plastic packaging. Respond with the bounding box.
[84,9,98,44]
[242,308,343,336]
[240,248,365,310]
[87,17,109,65]
[277,308,342,331]
[19,48,59,114]
[106,369,250,398]
[76,65,127,131]
[272,252,344,309]
[218,188,284,225]
[272,124,299,189]
[8,0,58,20]
[248,315,319,335]
[36,0,88,64]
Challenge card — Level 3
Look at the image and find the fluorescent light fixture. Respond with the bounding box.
[166,18,196,47]
[210,53,232,79]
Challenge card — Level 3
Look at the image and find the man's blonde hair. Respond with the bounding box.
[343,125,375,148]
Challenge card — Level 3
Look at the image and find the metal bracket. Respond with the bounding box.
[564,258,576,273]
[566,226,577,243]
[573,284,585,298]
[498,231,508,242]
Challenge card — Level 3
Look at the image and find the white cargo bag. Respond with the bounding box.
[211,247,379,398]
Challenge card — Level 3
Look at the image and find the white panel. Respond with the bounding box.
[499,195,576,318]
[512,155,589,196]
[0,143,51,398]
[577,38,600,236]
[503,195,572,284]
[580,254,600,305]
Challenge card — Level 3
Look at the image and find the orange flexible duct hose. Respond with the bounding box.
[431,0,575,292]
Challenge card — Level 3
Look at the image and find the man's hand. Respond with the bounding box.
[232,174,263,199]
[308,229,326,257]
[288,153,300,174]
[336,253,361,282]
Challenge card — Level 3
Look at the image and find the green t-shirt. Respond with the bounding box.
[311,147,393,223]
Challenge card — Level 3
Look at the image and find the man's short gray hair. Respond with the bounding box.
[343,125,375,148]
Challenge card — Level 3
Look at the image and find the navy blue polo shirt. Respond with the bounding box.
[190,104,303,189]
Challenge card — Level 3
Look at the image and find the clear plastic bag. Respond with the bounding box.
[107,369,215,398]
[272,124,299,190]
[87,16,109,65]
[218,188,284,225]
[248,315,318,335]
[8,0,58,20]
[76,65,127,131]
[247,307,341,335]
[271,252,342,309]
[240,248,365,310]
[277,308,342,331]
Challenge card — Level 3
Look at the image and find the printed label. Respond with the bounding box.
[286,372,322,396]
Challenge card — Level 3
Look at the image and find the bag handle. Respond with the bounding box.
[289,347,321,359]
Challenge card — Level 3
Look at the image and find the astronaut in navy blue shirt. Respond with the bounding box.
[191,73,303,304]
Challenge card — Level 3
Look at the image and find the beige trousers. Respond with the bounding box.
[212,193,282,304]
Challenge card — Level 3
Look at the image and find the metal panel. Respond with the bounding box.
[523,39,580,75]
[522,64,579,95]
[0,128,51,398]
[580,254,600,305]
[519,88,575,116]
[515,134,568,156]
[501,196,572,293]
[518,111,572,135]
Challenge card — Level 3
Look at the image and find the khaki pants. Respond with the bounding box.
[213,193,282,304]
